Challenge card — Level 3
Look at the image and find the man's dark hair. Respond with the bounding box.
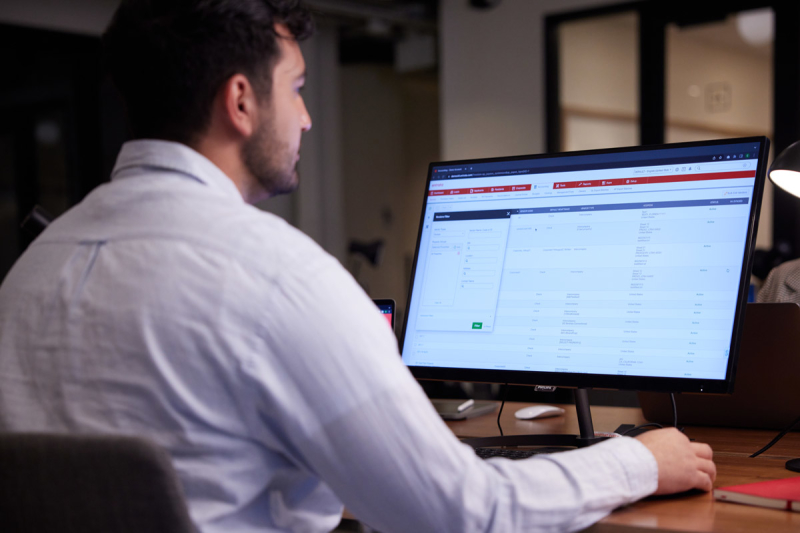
[103,0,313,144]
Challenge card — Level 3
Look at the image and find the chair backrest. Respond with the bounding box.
[0,433,195,533]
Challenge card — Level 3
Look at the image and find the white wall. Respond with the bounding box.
[439,0,608,161]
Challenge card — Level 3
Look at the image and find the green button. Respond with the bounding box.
[472,322,483,330]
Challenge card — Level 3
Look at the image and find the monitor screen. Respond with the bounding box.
[400,138,769,394]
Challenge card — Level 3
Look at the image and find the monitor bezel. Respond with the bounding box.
[399,136,770,394]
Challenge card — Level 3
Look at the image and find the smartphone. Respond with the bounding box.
[372,299,395,330]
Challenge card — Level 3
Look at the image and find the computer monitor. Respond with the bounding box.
[400,137,769,445]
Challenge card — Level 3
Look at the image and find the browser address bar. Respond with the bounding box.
[697,161,753,172]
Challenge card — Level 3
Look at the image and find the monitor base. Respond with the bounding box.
[787,458,800,472]
[462,388,610,449]
[462,433,607,449]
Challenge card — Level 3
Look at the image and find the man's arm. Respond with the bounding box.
[237,249,714,532]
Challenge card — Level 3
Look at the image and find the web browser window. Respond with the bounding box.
[403,142,762,381]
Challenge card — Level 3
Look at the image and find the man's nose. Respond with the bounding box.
[300,98,312,132]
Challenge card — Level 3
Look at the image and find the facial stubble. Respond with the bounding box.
[242,109,299,199]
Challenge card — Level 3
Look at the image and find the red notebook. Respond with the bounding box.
[714,476,800,511]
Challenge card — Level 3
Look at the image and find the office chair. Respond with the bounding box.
[0,433,195,533]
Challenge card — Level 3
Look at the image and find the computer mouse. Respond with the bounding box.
[514,405,566,420]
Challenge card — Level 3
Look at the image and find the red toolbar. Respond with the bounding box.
[552,170,755,190]
[428,184,532,196]
[429,170,755,197]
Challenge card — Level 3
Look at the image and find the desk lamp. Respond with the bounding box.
[767,141,800,473]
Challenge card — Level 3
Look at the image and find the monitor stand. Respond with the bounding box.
[461,388,609,449]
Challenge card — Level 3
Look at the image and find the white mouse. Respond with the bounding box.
[514,405,566,420]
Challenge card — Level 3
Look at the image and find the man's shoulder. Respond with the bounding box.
[218,202,333,272]
[41,179,332,279]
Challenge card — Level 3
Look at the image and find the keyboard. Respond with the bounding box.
[474,447,568,460]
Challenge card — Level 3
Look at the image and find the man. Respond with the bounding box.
[757,257,800,303]
[0,1,716,532]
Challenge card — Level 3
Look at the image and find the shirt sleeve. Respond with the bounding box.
[235,246,659,533]
[757,265,780,302]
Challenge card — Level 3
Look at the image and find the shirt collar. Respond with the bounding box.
[111,139,244,202]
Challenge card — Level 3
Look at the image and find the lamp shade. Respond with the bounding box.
[769,140,800,198]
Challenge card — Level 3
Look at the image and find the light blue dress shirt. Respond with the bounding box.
[0,140,657,532]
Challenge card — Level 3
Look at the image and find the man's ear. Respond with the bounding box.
[219,74,259,138]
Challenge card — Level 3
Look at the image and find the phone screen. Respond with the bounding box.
[373,299,395,330]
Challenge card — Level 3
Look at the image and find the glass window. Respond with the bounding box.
[559,12,639,152]
[666,8,774,250]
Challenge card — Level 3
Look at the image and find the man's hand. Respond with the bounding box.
[635,428,716,495]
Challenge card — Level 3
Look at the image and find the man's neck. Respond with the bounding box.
[191,136,263,204]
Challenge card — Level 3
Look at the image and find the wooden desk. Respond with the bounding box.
[447,402,800,532]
